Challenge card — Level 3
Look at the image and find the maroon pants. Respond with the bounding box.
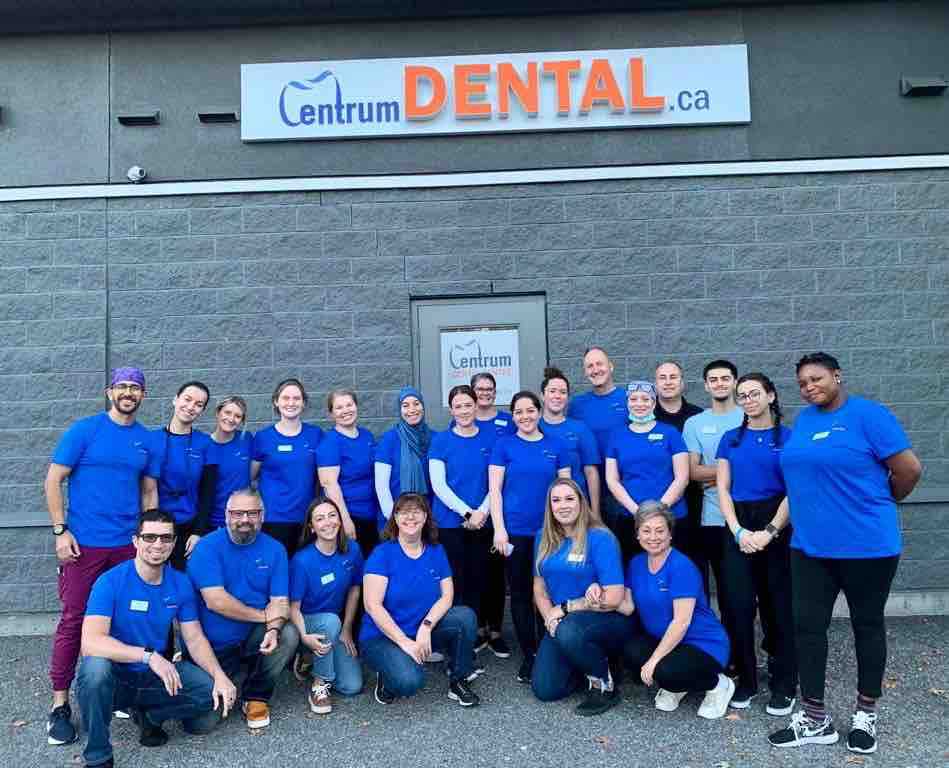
[49,544,135,691]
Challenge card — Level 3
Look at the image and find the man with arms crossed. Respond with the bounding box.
[45,367,160,746]
[77,509,236,768]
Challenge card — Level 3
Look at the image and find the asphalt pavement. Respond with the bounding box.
[1,616,946,768]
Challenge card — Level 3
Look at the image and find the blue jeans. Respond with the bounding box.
[532,612,636,702]
[303,612,363,695]
[361,606,477,697]
[77,656,213,767]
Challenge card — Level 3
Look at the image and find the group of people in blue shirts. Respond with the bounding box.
[43,347,922,767]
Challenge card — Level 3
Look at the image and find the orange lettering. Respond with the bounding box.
[497,62,539,118]
[542,59,581,116]
[405,65,446,120]
[579,58,625,114]
[454,64,492,119]
[628,57,665,112]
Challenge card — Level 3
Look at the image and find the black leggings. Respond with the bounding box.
[440,526,489,621]
[480,545,506,634]
[721,497,797,696]
[261,521,302,558]
[623,633,723,693]
[791,550,899,700]
[506,535,541,659]
[352,517,380,558]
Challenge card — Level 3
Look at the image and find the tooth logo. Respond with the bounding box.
[279,70,401,128]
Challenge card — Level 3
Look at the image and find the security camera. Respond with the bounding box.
[126,166,148,183]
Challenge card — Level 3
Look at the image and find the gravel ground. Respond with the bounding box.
[1,617,946,768]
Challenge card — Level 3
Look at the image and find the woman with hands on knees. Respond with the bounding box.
[289,497,364,716]
[531,478,632,716]
[621,501,735,720]
[359,493,481,708]
[489,390,571,684]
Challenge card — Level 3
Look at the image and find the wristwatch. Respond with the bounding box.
[765,523,779,537]
[463,511,472,522]
[142,647,154,665]
[52,523,68,536]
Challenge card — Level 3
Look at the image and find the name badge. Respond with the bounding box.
[701,425,717,434]
[812,431,830,441]
[494,419,507,426]
[130,600,149,612]
[277,444,293,452]
[320,572,336,585]
[648,433,664,441]
[567,552,584,563]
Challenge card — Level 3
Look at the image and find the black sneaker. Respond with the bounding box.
[488,635,512,659]
[847,711,878,754]
[769,711,839,748]
[729,686,757,709]
[448,678,480,707]
[516,656,534,684]
[475,629,490,653]
[132,709,169,748]
[576,683,620,717]
[374,675,395,705]
[46,703,78,746]
[767,693,796,717]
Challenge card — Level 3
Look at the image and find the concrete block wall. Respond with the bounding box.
[0,167,947,611]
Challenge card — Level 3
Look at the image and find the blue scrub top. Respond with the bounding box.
[316,427,379,522]
[716,425,792,502]
[206,431,254,528]
[428,428,493,529]
[567,388,628,461]
[780,397,910,558]
[252,423,322,524]
[535,527,623,605]
[539,417,600,502]
[51,412,161,547]
[289,540,364,616]
[151,428,212,525]
[605,423,688,518]
[490,434,570,537]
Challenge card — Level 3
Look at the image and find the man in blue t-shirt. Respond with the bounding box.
[187,488,299,730]
[45,366,162,748]
[77,509,236,768]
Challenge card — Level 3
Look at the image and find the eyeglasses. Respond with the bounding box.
[473,386,496,394]
[112,383,143,394]
[228,508,263,520]
[736,391,764,403]
[395,508,425,518]
[138,533,176,544]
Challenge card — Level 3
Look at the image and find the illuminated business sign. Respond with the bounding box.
[241,45,749,141]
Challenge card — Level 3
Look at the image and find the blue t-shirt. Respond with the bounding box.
[682,408,745,526]
[252,424,322,524]
[567,388,628,461]
[780,397,910,559]
[535,527,623,605]
[358,540,452,644]
[151,428,213,525]
[289,541,364,617]
[428,428,493,529]
[86,559,198,671]
[51,412,161,547]
[476,412,516,441]
[490,434,570,537]
[539,417,601,502]
[605,423,688,519]
[716,425,792,502]
[187,528,289,649]
[626,549,730,668]
[317,427,379,522]
[206,431,254,528]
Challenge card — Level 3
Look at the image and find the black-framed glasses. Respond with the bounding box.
[737,391,764,403]
[112,383,143,394]
[228,508,263,520]
[138,533,176,544]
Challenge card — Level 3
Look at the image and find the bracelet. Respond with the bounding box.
[734,527,745,544]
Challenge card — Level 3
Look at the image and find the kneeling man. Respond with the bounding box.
[77,509,235,768]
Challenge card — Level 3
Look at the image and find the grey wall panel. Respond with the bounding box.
[0,36,109,188]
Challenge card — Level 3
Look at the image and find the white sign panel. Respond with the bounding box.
[440,328,520,408]
[241,45,749,142]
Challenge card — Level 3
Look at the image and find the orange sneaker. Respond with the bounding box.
[242,700,270,729]
[309,680,333,714]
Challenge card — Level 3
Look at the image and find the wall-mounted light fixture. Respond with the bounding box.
[197,108,240,124]
[116,110,160,126]
[900,75,947,97]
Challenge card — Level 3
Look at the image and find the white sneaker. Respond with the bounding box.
[697,674,735,719]
[654,688,687,712]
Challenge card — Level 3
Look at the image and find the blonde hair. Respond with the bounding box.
[535,478,605,569]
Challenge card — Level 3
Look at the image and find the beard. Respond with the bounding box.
[229,527,258,545]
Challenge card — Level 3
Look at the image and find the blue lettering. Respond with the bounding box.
[318,104,334,125]
[279,85,300,127]
[694,90,710,110]
[299,104,316,126]
[677,90,693,111]
[376,101,400,122]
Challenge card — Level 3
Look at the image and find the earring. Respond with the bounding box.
[835,376,841,383]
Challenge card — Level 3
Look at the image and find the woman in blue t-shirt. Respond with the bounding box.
[374,387,432,527]
[768,353,922,754]
[359,493,481,707]
[621,501,735,720]
[531,478,632,716]
[251,378,322,556]
[206,395,253,531]
[605,381,690,566]
[489,390,570,684]
[716,372,796,715]
[288,497,364,715]
[317,388,375,553]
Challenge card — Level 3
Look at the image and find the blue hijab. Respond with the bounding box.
[396,386,432,495]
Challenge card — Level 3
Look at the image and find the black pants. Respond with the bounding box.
[261,521,302,558]
[623,633,723,693]
[791,550,899,700]
[352,517,380,558]
[170,519,197,573]
[480,545,506,634]
[605,506,641,568]
[506,534,541,659]
[720,497,797,697]
[440,526,489,622]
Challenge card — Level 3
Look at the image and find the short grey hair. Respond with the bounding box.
[226,487,265,517]
[635,500,675,533]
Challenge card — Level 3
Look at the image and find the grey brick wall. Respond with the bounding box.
[1,168,947,611]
